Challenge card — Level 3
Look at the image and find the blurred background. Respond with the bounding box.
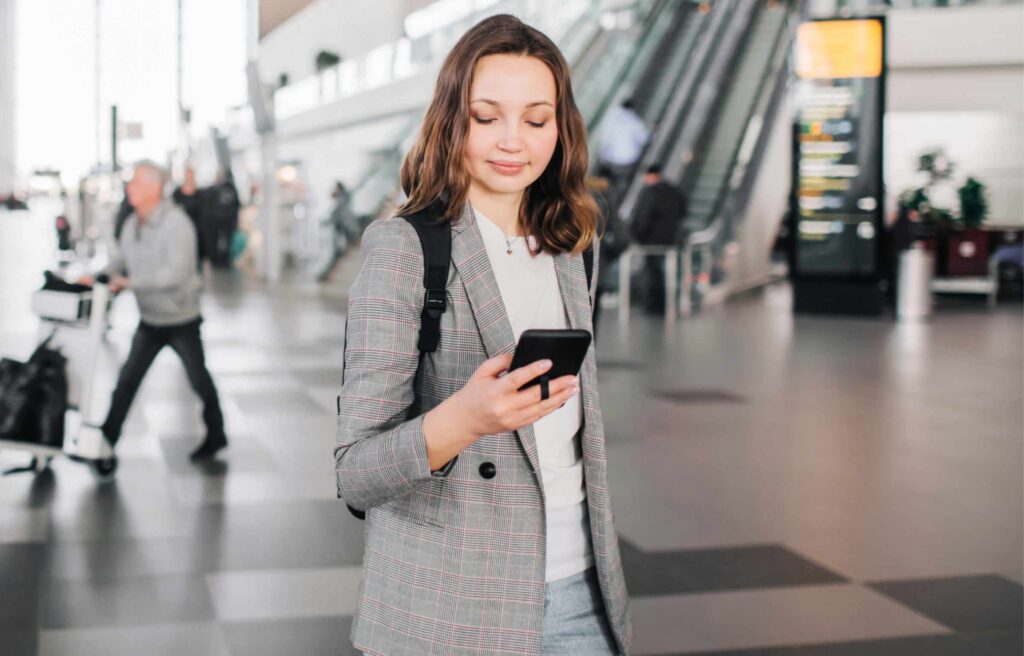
[0,1,1021,655]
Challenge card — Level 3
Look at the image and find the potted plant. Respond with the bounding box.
[897,149,991,276]
[947,176,990,276]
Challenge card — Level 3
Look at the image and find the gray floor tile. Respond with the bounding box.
[868,575,1024,632]
[159,435,279,477]
[290,368,344,387]
[205,566,362,620]
[38,621,230,656]
[629,584,949,655]
[0,507,49,543]
[191,500,365,570]
[44,574,217,629]
[46,537,208,582]
[229,389,326,416]
[221,614,360,656]
[620,540,846,596]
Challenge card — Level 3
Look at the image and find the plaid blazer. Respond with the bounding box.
[335,203,632,656]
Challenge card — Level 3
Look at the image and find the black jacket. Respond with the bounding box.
[632,180,688,245]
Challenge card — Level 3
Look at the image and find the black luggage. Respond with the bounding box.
[0,339,68,448]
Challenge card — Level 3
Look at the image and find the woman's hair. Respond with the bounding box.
[397,14,598,255]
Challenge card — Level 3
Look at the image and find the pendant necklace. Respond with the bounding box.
[503,234,521,255]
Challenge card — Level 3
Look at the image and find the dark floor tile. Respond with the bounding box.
[667,646,795,655]
[44,574,217,629]
[961,630,1024,656]
[0,626,37,656]
[0,583,42,627]
[0,543,48,586]
[868,575,1023,632]
[46,537,207,582]
[620,539,846,596]
[652,388,748,404]
[676,632,1024,656]
[221,616,360,656]
[795,631,1024,656]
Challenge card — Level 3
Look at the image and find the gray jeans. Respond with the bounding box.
[542,567,620,655]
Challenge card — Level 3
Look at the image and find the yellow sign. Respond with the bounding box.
[796,20,883,79]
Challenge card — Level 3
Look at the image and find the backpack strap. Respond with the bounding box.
[342,206,451,522]
[401,207,452,354]
[583,245,594,293]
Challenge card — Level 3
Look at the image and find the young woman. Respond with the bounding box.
[335,14,631,656]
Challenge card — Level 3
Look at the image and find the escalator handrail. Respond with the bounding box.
[618,0,737,221]
[662,1,758,185]
[689,2,802,249]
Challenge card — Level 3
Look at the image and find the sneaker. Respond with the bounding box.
[189,435,228,461]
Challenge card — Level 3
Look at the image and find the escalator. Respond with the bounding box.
[681,3,790,232]
[613,0,800,311]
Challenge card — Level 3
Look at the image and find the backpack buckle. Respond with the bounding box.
[424,289,447,318]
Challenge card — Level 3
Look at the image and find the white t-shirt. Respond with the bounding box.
[474,206,594,582]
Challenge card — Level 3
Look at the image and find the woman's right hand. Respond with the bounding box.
[456,353,580,437]
[422,353,579,470]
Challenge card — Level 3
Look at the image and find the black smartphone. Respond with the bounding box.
[508,329,592,391]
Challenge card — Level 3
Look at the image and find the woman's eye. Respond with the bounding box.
[473,117,496,125]
[527,121,547,128]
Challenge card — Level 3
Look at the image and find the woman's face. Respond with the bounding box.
[463,54,559,203]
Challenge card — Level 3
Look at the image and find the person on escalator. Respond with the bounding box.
[597,98,649,197]
[631,163,688,314]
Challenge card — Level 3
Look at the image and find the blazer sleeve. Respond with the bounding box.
[334,217,439,511]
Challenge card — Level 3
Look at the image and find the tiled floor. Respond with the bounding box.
[0,257,1021,655]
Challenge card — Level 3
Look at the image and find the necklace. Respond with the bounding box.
[503,234,521,255]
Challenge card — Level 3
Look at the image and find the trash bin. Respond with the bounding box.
[898,243,934,321]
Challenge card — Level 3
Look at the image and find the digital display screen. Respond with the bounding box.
[793,19,883,277]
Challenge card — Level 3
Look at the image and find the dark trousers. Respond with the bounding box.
[642,256,666,313]
[102,318,224,444]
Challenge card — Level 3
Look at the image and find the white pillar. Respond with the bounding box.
[0,0,16,191]
[247,0,281,283]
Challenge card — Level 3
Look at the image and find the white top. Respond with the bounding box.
[598,105,650,166]
[474,207,594,582]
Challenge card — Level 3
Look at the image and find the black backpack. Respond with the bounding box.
[343,206,594,519]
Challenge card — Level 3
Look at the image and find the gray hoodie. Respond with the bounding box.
[106,200,202,326]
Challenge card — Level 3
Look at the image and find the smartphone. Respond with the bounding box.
[508,329,591,391]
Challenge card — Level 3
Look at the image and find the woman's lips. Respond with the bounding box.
[488,160,526,176]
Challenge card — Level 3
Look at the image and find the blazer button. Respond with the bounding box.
[478,462,497,480]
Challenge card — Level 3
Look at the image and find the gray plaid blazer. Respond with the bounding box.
[335,203,632,655]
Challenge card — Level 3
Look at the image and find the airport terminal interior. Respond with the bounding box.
[0,0,1022,655]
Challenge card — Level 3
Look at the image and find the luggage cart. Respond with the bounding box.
[0,280,118,480]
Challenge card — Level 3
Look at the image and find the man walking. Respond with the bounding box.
[81,160,227,462]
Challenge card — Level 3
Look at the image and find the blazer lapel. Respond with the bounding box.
[450,204,517,359]
[552,251,590,332]
[450,204,543,476]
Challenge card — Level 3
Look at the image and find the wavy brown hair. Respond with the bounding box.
[397,14,597,255]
